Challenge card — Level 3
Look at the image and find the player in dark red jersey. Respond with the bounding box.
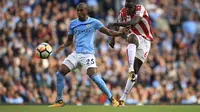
[109,0,153,106]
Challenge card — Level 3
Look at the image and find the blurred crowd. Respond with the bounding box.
[0,0,200,105]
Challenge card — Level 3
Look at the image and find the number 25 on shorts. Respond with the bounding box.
[86,58,95,65]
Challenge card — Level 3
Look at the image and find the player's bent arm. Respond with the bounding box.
[63,34,74,47]
[56,34,74,54]
[109,27,127,48]
[99,26,124,37]
[111,16,142,27]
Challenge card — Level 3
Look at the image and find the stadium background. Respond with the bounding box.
[0,0,200,105]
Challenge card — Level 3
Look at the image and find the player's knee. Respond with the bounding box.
[87,67,97,76]
[59,64,70,75]
[127,34,139,47]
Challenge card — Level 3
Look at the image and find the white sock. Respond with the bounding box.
[126,44,136,72]
[120,44,137,101]
[120,75,137,101]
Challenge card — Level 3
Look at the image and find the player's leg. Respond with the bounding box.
[134,57,143,74]
[80,54,119,106]
[134,36,151,75]
[48,64,70,107]
[119,58,143,106]
[126,33,139,72]
[56,65,70,98]
[133,38,151,105]
[119,36,151,106]
[87,68,112,98]
[119,33,139,106]
[87,67,119,107]
[49,52,78,107]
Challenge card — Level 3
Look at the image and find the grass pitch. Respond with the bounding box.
[0,105,200,112]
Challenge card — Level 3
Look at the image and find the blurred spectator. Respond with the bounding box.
[182,12,197,37]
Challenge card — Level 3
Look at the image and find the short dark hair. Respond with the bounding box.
[77,2,88,10]
[126,0,134,3]
[126,0,139,4]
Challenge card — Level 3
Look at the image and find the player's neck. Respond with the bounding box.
[78,16,89,22]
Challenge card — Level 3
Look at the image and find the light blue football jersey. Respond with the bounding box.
[68,17,103,54]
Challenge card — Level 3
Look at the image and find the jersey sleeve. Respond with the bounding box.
[118,8,125,22]
[68,21,73,35]
[118,11,123,22]
[135,5,146,17]
[95,19,104,30]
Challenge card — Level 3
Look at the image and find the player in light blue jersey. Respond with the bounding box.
[48,3,124,107]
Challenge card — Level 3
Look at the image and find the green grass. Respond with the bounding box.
[0,105,200,112]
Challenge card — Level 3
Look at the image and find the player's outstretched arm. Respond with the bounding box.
[109,16,142,27]
[109,27,127,48]
[99,26,124,37]
[56,34,74,55]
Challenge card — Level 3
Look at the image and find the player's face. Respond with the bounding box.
[125,2,135,15]
[77,6,88,20]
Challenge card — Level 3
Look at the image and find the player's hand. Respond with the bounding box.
[56,44,65,55]
[123,27,130,34]
[109,37,115,49]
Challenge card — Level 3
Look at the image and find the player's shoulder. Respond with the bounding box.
[69,18,78,25]
[88,17,99,22]
[119,8,126,14]
[70,18,78,23]
[119,8,126,17]
[135,4,145,11]
[88,17,102,24]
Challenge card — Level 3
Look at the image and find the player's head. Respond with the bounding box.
[125,0,137,15]
[76,2,88,21]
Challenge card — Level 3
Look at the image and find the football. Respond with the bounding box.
[36,43,52,59]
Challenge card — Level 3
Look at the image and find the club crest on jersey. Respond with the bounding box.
[86,24,90,28]
[136,6,141,10]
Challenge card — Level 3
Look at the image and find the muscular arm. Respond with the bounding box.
[112,16,142,27]
[99,26,124,37]
[108,16,142,48]
[63,34,74,47]
[56,34,73,54]
[109,27,126,48]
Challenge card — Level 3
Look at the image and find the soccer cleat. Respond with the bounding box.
[118,100,125,107]
[128,71,138,82]
[109,96,119,107]
[48,100,64,107]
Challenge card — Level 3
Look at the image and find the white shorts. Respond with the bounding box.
[128,34,151,62]
[62,52,97,71]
